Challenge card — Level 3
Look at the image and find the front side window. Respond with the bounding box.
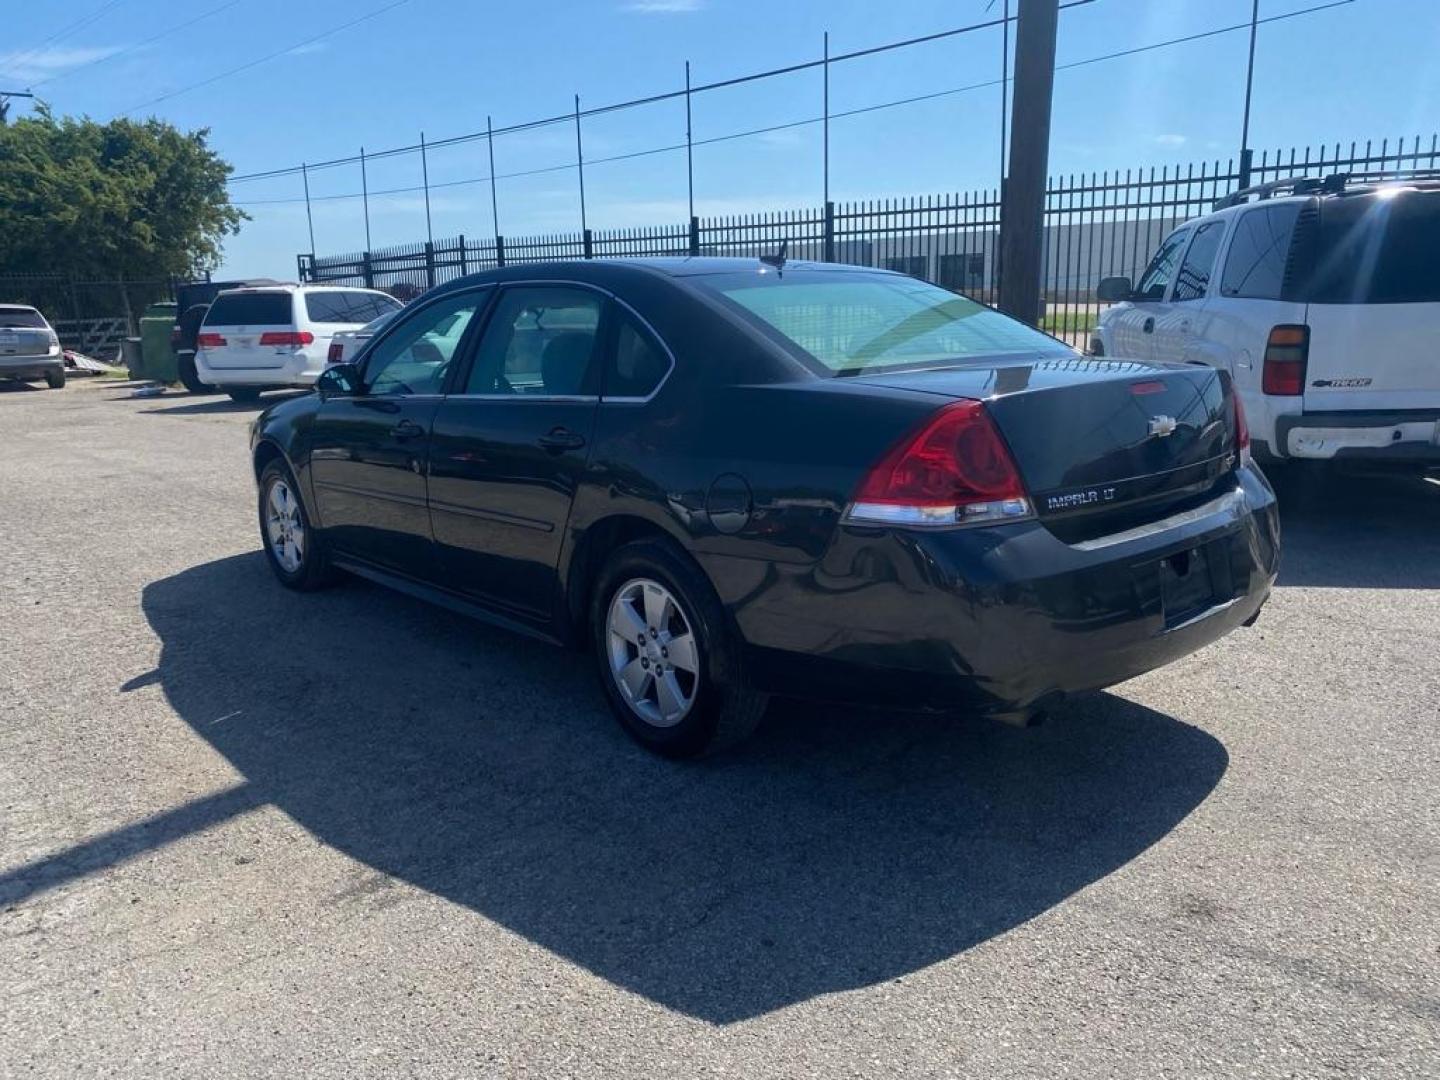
[1134,228,1191,301]
[464,287,603,396]
[1172,221,1226,302]
[363,291,484,396]
[1220,203,1301,300]
[709,272,1069,376]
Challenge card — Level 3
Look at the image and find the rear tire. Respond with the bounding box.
[44,368,65,389]
[258,460,337,591]
[177,352,209,394]
[591,538,767,758]
[228,388,262,403]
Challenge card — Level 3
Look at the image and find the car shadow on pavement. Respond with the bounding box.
[113,551,1230,1024]
[140,390,309,416]
[1269,465,1440,589]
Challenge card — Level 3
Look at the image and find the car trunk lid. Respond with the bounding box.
[853,358,1238,540]
[0,327,54,358]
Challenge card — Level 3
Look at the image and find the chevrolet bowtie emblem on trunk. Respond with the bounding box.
[1148,415,1179,437]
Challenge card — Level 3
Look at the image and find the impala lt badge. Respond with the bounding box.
[1148,415,1179,437]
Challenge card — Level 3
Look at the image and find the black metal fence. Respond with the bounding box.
[299,133,1438,345]
[0,274,175,356]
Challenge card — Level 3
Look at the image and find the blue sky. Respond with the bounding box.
[3,0,1436,277]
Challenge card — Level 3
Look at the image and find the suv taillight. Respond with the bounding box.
[843,399,1033,527]
[1261,325,1309,395]
[197,332,226,348]
[259,331,315,347]
[327,342,344,364]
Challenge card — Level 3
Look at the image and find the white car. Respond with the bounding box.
[0,304,65,389]
[196,284,402,402]
[1093,176,1440,468]
[325,309,400,367]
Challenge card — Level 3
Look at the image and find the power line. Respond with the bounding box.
[227,0,1099,186]
[1,0,128,82]
[26,0,244,91]
[233,0,1356,210]
[119,0,410,116]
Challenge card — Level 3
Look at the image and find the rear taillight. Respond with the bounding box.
[197,332,226,348]
[259,330,315,347]
[327,342,344,364]
[1261,324,1308,395]
[844,399,1033,528]
[1233,392,1251,467]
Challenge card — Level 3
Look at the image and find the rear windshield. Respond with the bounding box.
[0,308,48,329]
[1303,190,1440,304]
[708,272,1069,374]
[205,292,294,326]
[305,290,402,323]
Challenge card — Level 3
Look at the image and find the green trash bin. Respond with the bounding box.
[140,301,179,383]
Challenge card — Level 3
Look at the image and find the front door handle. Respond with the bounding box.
[537,427,587,453]
[391,419,426,440]
[1142,316,1155,334]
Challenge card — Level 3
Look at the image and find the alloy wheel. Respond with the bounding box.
[605,578,700,728]
[265,477,306,574]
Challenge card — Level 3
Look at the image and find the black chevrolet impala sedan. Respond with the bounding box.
[249,258,1280,756]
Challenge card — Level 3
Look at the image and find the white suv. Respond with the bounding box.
[196,284,402,402]
[1093,176,1440,468]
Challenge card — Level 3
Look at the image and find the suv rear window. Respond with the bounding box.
[0,308,47,329]
[1303,190,1440,304]
[305,290,401,323]
[205,292,294,326]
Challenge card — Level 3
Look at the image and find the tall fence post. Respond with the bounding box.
[362,252,374,289]
[824,201,835,263]
[458,233,468,275]
[495,235,506,268]
[296,254,307,283]
[1238,147,1254,191]
[689,215,701,257]
[583,228,594,259]
[424,241,436,287]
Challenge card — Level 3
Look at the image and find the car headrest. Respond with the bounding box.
[541,332,593,395]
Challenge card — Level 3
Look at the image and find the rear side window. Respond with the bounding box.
[305,290,401,323]
[1172,221,1226,302]
[0,308,47,329]
[1302,190,1440,303]
[205,292,293,326]
[1220,203,1301,300]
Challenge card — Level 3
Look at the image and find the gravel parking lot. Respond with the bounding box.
[3,378,1437,1078]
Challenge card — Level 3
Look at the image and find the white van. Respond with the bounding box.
[195,285,401,401]
[1093,176,1440,467]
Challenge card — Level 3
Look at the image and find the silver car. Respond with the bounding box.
[0,305,65,389]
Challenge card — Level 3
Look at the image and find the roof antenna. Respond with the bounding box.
[759,239,788,271]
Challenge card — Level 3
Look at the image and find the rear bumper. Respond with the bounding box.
[0,353,62,380]
[1274,411,1440,462]
[712,466,1280,714]
[195,349,324,388]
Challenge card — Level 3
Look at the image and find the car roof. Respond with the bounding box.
[0,303,41,312]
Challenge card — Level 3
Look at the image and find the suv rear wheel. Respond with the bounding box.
[591,538,767,757]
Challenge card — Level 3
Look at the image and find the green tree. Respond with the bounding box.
[0,105,246,289]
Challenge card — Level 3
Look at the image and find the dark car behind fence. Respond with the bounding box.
[298,134,1440,348]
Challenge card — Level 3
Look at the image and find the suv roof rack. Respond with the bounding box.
[1214,170,1440,211]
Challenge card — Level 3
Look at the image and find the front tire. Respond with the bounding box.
[591,538,767,758]
[45,368,65,389]
[258,460,336,591]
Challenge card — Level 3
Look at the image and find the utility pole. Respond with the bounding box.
[0,88,34,123]
[996,0,1057,325]
[1238,0,1260,189]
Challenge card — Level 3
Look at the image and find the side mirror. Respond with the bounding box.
[1096,276,1134,303]
[316,362,361,396]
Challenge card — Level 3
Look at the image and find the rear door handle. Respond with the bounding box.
[391,419,426,440]
[1142,316,1155,334]
[538,427,587,453]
